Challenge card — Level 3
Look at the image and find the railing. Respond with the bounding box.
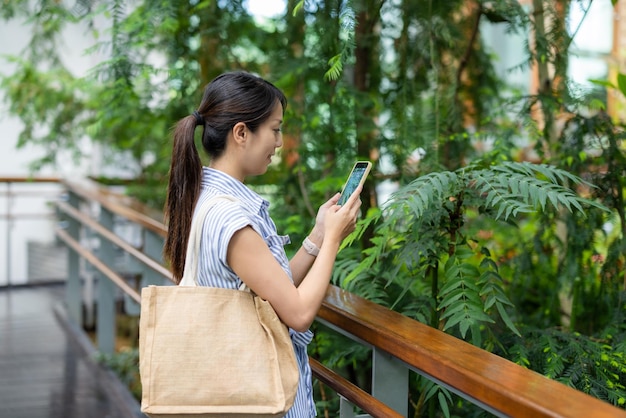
[50,177,626,418]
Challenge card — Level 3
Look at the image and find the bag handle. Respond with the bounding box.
[180,195,237,286]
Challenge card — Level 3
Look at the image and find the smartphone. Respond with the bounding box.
[337,161,372,206]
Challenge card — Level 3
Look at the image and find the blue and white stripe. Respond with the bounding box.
[193,167,316,417]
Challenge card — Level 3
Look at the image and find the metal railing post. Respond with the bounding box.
[339,397,359,418]
[96,206,116,355]
[5,182,11,286]
[82,219,96,331]
[65,191,82,324]
[122,223,143,317]
[372,348,408,416]
[143,229,167,286]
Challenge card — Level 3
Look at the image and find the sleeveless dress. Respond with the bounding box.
[193,167,316,417]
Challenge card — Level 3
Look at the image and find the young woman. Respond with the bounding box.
[163,71,363,417]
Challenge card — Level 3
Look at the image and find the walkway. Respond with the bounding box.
[0,283,143,418]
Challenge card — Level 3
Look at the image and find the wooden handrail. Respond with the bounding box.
[62,179,167,237]
[55,200,173,281]
[319,285,626,418]
[0,176,61,183]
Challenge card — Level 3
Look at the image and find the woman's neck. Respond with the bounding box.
[209,157,245,183]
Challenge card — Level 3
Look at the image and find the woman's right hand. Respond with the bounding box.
[323,185,363,244]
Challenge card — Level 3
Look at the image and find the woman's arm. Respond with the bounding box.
[290,229,323,287]
[227,188,361,332]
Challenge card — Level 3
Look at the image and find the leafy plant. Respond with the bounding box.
[335,162,596,325]
[506,323,626,408]
[335,161,613,413]
[94,348,141,400]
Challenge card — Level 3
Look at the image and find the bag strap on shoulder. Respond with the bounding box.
[180,195,237,286]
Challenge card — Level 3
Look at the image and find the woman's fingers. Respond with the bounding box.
[338,186,362,236]
[328,192,341,206]
[343,185,362,215]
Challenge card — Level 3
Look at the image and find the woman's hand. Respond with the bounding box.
[308,193,341,246]
[323,186,363,245]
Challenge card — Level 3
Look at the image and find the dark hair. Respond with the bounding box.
[163,71,287,282]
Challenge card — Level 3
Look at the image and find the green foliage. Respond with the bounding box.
[0,59,90,170]
[335,161,621,412]
[506,321,626,408]
[440,249,495,341]
[339,161,605,338]
[469,161,608,220]
[94,348,141,400]
[322,5,355,81]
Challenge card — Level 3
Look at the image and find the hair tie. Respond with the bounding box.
[192,110,205,126]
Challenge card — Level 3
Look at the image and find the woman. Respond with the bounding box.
[163,71,362,417]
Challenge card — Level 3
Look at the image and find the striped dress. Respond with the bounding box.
[193,167,316,418]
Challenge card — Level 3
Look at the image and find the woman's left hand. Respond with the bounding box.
[309,193,341,246]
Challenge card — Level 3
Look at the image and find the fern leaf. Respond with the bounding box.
[484,293,497,310]
[439,288,468,309]
[324,54,343,81]
[440,256,494,339]
[340,209,381,249]
[340,252,376,286]
[443,259,459,277]
[468,162,608,220]
[438,391,451,418]
[496,301,521,336]
[477,253,521,336]
[439,273,462,293]
[509,342,531,368]
[292,0,304,16]
[439,300,468,319]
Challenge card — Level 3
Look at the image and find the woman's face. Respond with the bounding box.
[242,101,283,177]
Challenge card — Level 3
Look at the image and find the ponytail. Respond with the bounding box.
[163,115,203,283]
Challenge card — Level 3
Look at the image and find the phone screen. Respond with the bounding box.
[338,161,372,206]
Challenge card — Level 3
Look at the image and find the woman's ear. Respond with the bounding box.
[232,122,247,145]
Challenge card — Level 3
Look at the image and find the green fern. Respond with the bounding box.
[509,341,531,368]
[420,379,453,418]
[513,327,626,408]
[325,54,344,81]
[540,333,567,379]
[364,161,604,343]
[323,4,357,81]
[439,250,494,342]
[342,161,607,348]
[478,249,520,337]
[467,161,608,220]
[387,171,459,220]
[292,0,304,16]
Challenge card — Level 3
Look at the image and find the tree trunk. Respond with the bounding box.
[353,0,382,246]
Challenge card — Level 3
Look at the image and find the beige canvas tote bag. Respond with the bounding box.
[139,196,299,417]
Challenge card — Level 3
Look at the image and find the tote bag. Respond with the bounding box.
[139,195,299,417]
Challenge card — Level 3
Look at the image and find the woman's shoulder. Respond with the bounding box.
[197,193,263,246]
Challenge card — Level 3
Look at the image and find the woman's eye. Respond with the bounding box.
[274,128,282,133]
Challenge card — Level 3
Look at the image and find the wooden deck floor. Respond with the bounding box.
[0,284,143,418]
